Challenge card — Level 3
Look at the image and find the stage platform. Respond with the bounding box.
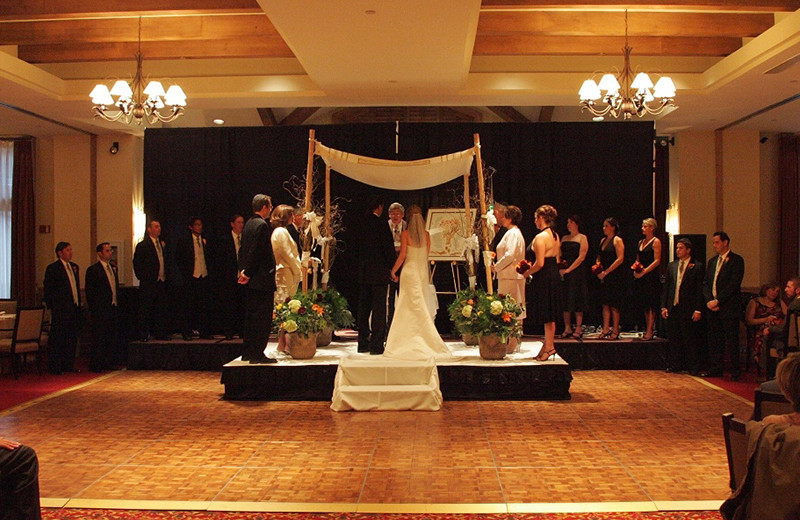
[220,340,573,402]
[128,332,668,372]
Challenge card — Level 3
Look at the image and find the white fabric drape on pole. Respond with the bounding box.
[315,142,474,191]
[0,141,13,298]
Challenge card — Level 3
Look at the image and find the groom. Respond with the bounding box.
[356,198,396,355]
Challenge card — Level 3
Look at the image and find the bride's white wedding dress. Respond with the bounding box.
[384,244,451,360]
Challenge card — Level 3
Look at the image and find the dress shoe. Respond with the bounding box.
[369,351,383,355]
[225,335,234,340]
[182,334,193,341]
[700,371,723,378]
[689,370,700,376]
[139,337,149,342]
[357,348,370,353]
[248,357,276,364]
[665,367,678,373]
[66,368,81,373]
[730,374,741,382]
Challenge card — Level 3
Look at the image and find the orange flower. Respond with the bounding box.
[467,299,474,305]
[311,304,325,315]
[502,312,512,323]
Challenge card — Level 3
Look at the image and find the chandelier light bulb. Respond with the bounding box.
[579,80,602,101]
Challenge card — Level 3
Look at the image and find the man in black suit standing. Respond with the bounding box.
[132,220,169,341]
[386,202,406,328]
[703,231,745,380]
[43,241,81,374]
[85,242,119,372]
[215,214,245,340]
[287,206,304,254]
[356,199,396,354]
[176,216,211,340]
[661,238,705,374]
[238,194,276,364]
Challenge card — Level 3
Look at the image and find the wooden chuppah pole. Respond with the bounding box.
[322,164,331,290]
[473,133,493,294]
[302,129,316,293]
[463,158,474,284]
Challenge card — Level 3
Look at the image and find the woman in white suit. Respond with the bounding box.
[492,205,526,350]
[271,204,302,352]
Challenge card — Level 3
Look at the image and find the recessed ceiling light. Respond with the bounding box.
[365,9,376,15]
[212,119,225,125]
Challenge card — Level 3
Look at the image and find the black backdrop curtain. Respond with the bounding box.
[144,122,656,332]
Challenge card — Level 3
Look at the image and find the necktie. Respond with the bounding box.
[712,255,724,299]
[193,235,208,278]
[673,260,686,306]
[65,262,78,305]
[155,239,165,282]
[106,263,117,306]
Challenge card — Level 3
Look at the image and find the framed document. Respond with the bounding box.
[425,208,477,261]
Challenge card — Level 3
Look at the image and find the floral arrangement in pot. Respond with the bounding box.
[273,291,327,358]
[309,287,354,346]
[448,288,523,358]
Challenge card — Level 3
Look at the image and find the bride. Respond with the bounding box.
[384,205,451,360]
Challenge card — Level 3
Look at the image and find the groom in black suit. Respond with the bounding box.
[356,199,396,354]
[703,231,745,380]
[85,242,120,372]
[43,241,82,374]
[661,238,705,374]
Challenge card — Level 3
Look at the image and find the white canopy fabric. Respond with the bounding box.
[315,141,475,191]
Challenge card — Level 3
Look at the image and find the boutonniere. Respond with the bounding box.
[160,241,166,248]
[722,256,729,265]
[688,263,695,269]
[202,238,207,245]
[71,264,78,273]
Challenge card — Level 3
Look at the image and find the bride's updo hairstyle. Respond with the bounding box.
[534,204,558,226]
[406,204,426,247]
[270,204,294,228]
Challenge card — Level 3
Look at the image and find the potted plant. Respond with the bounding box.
[273,291,327,359]
[310,287,354,346]
[447,288,523,359]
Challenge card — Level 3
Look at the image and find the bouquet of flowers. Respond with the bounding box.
[591,260,604,275]
[273,291,327,336]
[631,260,644,273]
[515,259,533,275]
[557,258,569,269]
[310,287,354,329]
[447,288,523,341]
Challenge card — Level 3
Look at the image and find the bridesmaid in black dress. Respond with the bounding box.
[596,217,625,340]
[633,218,662,340]
[523,205,564,361]
[559,215,589,339]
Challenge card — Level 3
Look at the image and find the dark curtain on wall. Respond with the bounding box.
[778,133,800,283]
[144,122,655,331]
[11,138,35,306]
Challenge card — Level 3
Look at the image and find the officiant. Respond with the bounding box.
[387,202,407,328]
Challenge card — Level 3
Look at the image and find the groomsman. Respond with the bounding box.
[85,242,119,372]
[387,202,406,327]
[356,199,396,354]
[133,220,169,341]
[43,241,81,374]
[703,231,745,380]
[661,238,705,374]
[215,214,245,340]
[176,216,211,340]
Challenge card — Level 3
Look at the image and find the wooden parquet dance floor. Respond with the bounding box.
[0,370,751,512]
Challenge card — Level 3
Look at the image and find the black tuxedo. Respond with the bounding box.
[133,236,169,340]
[43,259,81,373]
[703,251,745,377]
[356,212,396,353]
[175,233,211,338]
[214,231,245,338]
[387,219,408,329]
[287,223,303,254]
[85,261,119,371]
[239,214,276,361]
[661,257,705,372]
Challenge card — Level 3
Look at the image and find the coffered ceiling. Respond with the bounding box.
[1,0,800,137]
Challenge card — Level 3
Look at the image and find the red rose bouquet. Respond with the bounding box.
[631,260,644,273]
[515,259,533,275]
[591,260,603,275]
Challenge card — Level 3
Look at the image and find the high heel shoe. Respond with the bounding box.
[560,329,573,339]
[607,331,620,340]
[598,330,612,339]
[573,331,583,341]
[536,347,557,361]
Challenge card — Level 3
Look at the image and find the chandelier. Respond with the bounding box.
[579,11,676,120]
[89,18,186,125]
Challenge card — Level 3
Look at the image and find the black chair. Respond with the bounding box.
[752,387,792,421]
[722,412,748,491]
[0,306,45,379]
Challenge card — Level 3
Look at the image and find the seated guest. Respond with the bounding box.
[745,281,786,373]
[0,437,41,520]
[762,353,800,425]
[763,277,800,377]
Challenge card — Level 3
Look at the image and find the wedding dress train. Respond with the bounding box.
[384,245,450,360]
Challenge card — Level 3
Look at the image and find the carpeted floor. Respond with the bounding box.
[0,357,105,412]
[42,511,724,519]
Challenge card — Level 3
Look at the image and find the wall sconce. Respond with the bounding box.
[109,141,119,155]
[665,204,680,235]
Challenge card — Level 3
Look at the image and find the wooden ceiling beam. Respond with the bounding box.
[474,35,743,56]
[0,15,280,46]
[478,11,774,37]
[488,106,531,122]
[257,108,277,126]
[280,107,319,126]
[0,0,261,20]
[480,0,800,12]
[17,38,293,63]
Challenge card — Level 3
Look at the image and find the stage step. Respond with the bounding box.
[330,356,443,411]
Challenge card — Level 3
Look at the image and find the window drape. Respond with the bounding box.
[0,141,11,299]
[11,139,35,305]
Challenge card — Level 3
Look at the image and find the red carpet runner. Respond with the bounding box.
[42,510,723,519]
